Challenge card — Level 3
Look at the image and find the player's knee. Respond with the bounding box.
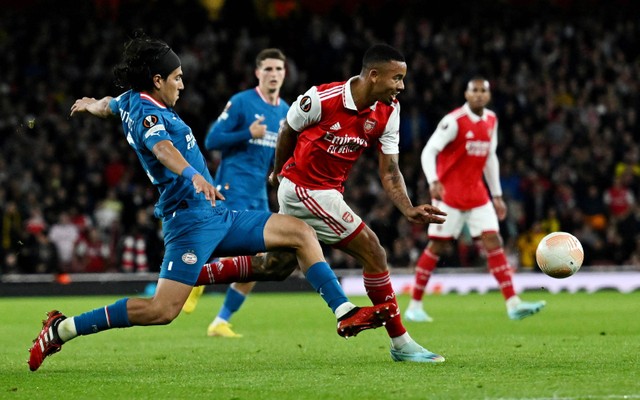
[366,233,387,260]
[429,240,447,255]
[296,222,319,247]
[148,302,180,325]
[481,233,502,249]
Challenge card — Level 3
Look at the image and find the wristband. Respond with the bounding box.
[181,166,198,181]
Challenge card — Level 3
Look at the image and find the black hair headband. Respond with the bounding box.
[151,48,181,77]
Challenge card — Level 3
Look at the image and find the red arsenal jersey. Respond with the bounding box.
[281,77,400,192]
[421,103,501,209]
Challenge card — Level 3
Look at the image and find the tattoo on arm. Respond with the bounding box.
[380,154,413,213]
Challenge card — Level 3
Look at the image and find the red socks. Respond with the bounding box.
[194,256,252,285]
[487,248,516,300]
[363,271,406,338]
[411,248,438,301]
[412,245,516,301]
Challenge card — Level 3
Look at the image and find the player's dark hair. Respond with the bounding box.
[256,48,286,68]
[113,32,180,92]
[361,44,405,71]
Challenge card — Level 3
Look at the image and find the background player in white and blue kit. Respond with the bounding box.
[27,34,397,371]
[182,49,291,338]
[207,49,288,212]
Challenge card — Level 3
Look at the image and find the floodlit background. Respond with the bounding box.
[1,0,640,295]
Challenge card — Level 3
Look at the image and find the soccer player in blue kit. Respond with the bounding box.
[27,34,397,371]
[181,49,293,339]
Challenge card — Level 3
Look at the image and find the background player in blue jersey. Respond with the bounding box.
[27,33,398,372]
[181,49,291,338]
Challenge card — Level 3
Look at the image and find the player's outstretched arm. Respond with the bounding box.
[70,96,114,118]
[378,153,446,224]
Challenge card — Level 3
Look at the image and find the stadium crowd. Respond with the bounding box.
[2,0,640,275]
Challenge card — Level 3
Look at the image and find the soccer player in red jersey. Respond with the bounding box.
[269,44,447,363]
[405,77,546,323]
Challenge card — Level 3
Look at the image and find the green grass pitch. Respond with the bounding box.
[1,291,638,400]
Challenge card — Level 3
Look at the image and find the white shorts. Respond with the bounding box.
[277,177,364,245]
[427,200,499,239]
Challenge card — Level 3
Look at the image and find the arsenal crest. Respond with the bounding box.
[342,211,354,223]
[363,119,376,133]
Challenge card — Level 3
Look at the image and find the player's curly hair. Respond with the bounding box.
[113,31,174,92]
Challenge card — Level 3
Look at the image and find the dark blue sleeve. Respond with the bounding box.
[204,97,253,151]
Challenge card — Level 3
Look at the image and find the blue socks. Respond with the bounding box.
[73,298,132,336]
[218,285,247,321]
[305,262,349,312]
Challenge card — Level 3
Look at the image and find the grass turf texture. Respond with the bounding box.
[1,291,639,400]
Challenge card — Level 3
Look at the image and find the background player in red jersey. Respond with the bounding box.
[405,77,546,323]
[269,44,447,363]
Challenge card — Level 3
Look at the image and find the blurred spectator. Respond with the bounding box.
[539,208,561,234]
[18,229,59,274]
[3,0,640,272]
[25,207,47,236]
[72,226,111,273]
[69,205,93,238]
[104,153,126,189]
[1,201,23,273]
[579,184,608,232]
[516,222,547,270]
[94,188,123,232]
[119,209,160,273]
[47,212,80,273]
[604,175,635,220]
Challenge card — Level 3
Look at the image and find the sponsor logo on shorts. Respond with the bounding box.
[299,96,312,112]
[182,252,198,265]
[143,115,159,128]
[342,211,354,223]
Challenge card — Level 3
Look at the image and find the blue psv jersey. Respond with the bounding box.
[109,90,215,218]
[204,87,289,211]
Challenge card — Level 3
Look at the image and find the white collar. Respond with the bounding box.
[463,103,487,122]
[343,76,377,112]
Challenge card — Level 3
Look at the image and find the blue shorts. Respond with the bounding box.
[159,200,271,285]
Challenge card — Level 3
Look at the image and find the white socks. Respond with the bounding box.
[407,299,423,310]
[506,295,522,311]
[334,302,357,320]
[57,317,78,342]
[211,317,227,326]
[391,332,411,349]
